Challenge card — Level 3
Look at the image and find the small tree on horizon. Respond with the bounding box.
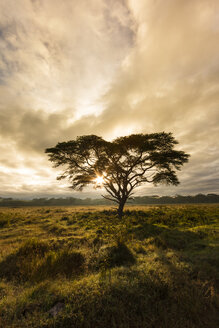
[45,133,190,218]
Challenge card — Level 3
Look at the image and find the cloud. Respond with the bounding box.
[95,0,219,194]
[0,0,136,196]
[0,0,218,197]
[0,0,135,112]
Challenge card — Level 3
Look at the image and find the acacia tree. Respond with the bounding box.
[45,133,189,218]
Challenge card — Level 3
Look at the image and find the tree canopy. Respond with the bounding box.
[45,133,190,218]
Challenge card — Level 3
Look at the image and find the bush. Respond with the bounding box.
[17,238,49,257]
[96,242,136,269]
[0,239,49,281]
[0,218,10,228]
[36,249,85,279]
[0,239,85,281]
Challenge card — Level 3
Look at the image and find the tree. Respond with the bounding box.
[45,133,189,218]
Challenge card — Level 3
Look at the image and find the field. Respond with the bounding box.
[0,205,219,328]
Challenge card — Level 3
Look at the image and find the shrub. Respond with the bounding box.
[0,239,85,281]
[0,239,49,281]
[17,238,49,257]
[96,242,136,269]
[36,249,85,279]
[0,218,10,228]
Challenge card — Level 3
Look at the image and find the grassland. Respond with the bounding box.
[0,205,218,328]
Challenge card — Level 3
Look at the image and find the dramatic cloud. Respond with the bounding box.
[0,0,218,198]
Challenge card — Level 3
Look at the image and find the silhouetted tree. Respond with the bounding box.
[45,133,190,218]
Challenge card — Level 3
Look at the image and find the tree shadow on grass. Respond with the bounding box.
[2,263,218,328]
[129,221,204,249]
[17,265,218,328]
[129,221,219,289]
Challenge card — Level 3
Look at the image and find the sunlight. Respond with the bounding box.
[93,173,106,187]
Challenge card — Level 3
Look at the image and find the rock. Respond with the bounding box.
[48,302,65,317]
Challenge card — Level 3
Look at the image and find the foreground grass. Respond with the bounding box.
[0,205,219,327]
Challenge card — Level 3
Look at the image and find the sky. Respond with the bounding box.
[0,0,219,199]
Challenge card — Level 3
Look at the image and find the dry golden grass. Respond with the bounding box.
[0,205,218,327]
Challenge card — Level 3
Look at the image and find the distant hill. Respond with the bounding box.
[0,194,218,207]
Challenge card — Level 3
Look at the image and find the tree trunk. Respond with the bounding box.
[117,201,125,219]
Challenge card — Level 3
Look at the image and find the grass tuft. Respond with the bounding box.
[0,238,85,282]
[96,242,136,269]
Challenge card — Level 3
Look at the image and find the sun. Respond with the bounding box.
[94,175,104,186]
[93,173,106,187]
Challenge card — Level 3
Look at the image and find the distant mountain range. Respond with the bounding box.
[0,194,218,207]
